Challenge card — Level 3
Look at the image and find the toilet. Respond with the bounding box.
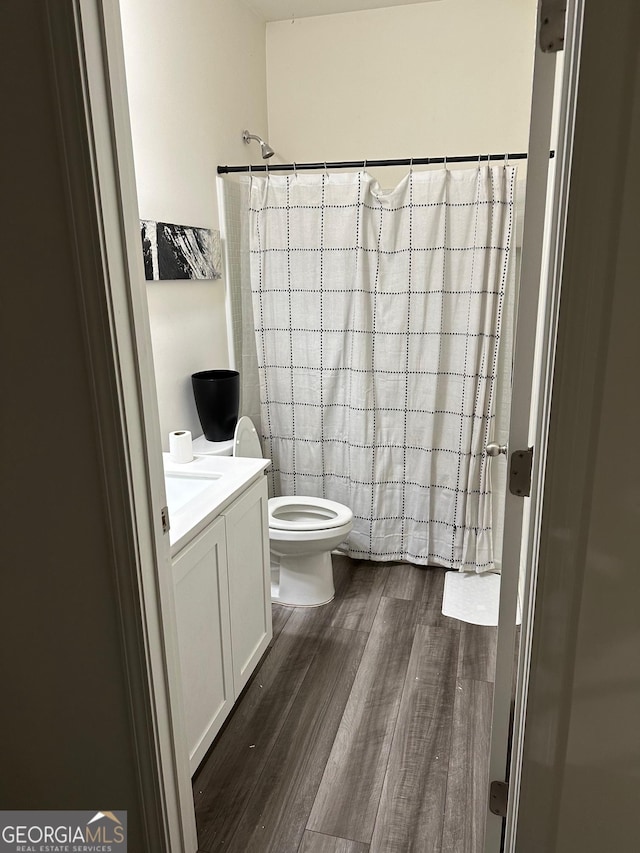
[192,417,353,607]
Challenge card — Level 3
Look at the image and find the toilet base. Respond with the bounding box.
[270,550,335,607]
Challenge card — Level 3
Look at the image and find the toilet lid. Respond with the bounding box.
[269,495,353,531]
[233,416,263,458]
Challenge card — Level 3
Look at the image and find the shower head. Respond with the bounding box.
[242,129,275,159]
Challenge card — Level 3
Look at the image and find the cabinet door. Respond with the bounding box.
[224,476,272,694]
[172,515,233,774]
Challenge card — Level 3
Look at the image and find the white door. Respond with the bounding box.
[484,3,583,851]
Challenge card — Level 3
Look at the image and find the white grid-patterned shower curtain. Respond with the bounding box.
[249,166,515,571]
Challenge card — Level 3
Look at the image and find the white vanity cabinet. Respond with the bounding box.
[171,475,271,774]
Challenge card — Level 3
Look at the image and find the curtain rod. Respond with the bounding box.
[217,151,554,175]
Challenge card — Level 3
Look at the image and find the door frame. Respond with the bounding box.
[504,2,586,848]
[66,0,198,849]
[485,1,585,850]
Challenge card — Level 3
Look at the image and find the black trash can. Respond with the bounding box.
[191,369,240,442]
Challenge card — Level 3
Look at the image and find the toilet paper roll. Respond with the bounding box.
[169,430,193,464]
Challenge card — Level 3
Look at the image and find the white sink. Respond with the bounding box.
[164,471,221,515]
[162,453,270,554]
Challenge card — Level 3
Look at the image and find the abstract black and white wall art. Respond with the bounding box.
[140,220,221,281]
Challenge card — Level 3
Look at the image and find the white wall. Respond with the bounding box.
[266,0,538,182]
[120,0,268,446]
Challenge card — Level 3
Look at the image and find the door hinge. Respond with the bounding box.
[489,780,509,818]
[509,447,533,497]
[161,505,170,534]
[539,0,567,53]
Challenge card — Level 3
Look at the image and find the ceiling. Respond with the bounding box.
[243,0,440,23]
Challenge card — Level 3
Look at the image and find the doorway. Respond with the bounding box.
[94,0,573,850]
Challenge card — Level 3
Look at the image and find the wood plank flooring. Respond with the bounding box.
[368,624,458,853]
[308,596,421,842]
[193,557,497,853]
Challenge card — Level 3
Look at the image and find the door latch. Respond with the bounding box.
[161,505,170,534]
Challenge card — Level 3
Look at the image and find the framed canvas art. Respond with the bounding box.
[141,220,221,281]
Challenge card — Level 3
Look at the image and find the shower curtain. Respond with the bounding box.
[245,166,516,571]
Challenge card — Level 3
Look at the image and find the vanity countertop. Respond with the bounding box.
[163,453,270,555]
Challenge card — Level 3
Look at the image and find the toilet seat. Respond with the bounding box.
[268,519,353,547]
[268,495,353,532]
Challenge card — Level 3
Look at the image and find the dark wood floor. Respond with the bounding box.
[193,557,497,853]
